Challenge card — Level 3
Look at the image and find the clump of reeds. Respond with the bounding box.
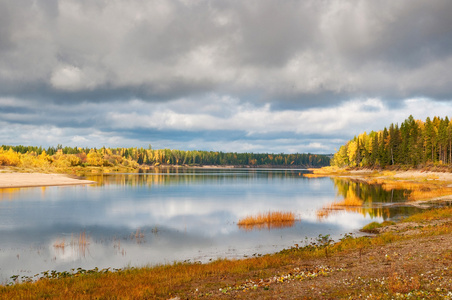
[130,228,145,243]
[316,195,364,221]
[78,231,88,247]
[53,231,89,257]
[237,211,297,231]
[70,231,90,257]
[53,239,66,249]
[316,207,344,220]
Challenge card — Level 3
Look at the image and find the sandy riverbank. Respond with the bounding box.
[0,173,95,189]
[315,167,452,182]
[391,170,452,181]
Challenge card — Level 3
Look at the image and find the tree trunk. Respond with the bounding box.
[391,148,394,165]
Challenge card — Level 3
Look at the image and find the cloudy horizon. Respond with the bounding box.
[2,0,452,154]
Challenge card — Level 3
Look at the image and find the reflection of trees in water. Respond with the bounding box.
[332,178,407,204]
[85,169,309,187]
[0,186,48,200]
[317,178,421,221]
[0,187,23,200]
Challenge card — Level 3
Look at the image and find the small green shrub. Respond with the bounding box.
[361,222,382,233]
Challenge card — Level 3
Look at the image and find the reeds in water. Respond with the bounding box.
[53,231,89,257]
[238,211,297,231]
[77,231,89,256]
[316,195,364,221]
[53,239,66,249]
[130,228,145,243]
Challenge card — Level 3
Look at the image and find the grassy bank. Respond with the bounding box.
[1,207,451,299]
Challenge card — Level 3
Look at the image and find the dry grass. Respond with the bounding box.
[404,206,452,222]
[406,185,452,201]
[237,211,297,230]
[77,231,89,256]
[53,239,65,249]
[316,208,331,219]
[130,228,145,243]
[316,195,363,220]
[309,166,347,175]
[387,271,421,294]
[363,177,452,201]
[302,173,329,178]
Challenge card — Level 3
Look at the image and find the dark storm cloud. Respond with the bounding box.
[0,0,451,105]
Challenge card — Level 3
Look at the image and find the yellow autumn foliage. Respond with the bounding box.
[0,148,21,166]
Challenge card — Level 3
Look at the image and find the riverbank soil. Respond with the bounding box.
[201,220,451,299]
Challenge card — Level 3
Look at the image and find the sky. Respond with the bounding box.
[1,0,452,154]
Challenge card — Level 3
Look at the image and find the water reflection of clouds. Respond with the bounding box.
[105,195,325,234]
[0,171,412,283]
[319,212,383,229]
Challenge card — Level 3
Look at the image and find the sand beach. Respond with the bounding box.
[0,173,94,189]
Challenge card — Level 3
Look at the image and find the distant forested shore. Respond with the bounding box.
[0,145,330,171]
[332,115,452,169]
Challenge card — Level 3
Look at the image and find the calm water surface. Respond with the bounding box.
[0,169,420,283]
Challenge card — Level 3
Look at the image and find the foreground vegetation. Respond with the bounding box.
[0,145,330,175]
[1,207,451,299]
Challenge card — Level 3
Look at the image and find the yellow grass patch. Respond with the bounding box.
[303,173,329,178]
[365,178,452,201]
[310,166,345,175]
[237,211,297,230]
[406,186,452,201]
[404,206,452,222]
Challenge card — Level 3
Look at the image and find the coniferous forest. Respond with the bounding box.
[332,115,452,168]
[0,145,330,169]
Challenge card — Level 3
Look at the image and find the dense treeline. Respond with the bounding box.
[332,115,452,168]
[0,144,330,169]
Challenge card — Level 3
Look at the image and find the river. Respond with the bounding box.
[0,168,421,283]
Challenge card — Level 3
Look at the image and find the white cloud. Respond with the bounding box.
[104,96,389,136]
[3,95,452,153]
[50,65,83,90]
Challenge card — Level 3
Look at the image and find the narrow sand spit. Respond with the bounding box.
[343,169,452,182]
[0,173,95,188]
[391,170,452,181]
